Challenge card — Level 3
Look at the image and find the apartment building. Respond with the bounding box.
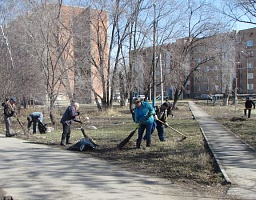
[4,4,108,104]
[133,28,256,99]
[191,32,237,98]
[236,28,256,94]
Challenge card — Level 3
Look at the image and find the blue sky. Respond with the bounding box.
[234,22,255,31]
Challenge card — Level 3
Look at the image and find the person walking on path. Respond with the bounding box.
[155,102,172,142]
[27,112,44,134]
[244,97,255,118]
[3,97,16,137]
[60,102,80,146]
[133,98,156,148]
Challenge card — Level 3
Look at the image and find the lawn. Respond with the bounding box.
[2,100,248,198]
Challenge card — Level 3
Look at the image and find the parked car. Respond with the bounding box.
[132,94,145,100]
[156,95,170,100]
[113,93,121,100]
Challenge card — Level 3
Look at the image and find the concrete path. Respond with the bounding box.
[189,101,256,200]
[0,134,225,200]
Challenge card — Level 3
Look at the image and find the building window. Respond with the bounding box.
[213,65,218,70]
[246,39,254,47]
[197,85,201,91]
[215,75,219,81]
[248,73,253,79]
[248,50,253,57]
[215,85,219,92]
[223,52,227,59]
[206,85,209,91]
[248,61,253,68]
[248,84,254,90]
[197,77,201,82]
[205,66,210,72]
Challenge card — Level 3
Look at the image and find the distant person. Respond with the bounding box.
[3,97,16,137]
[1,97,9,107]
[244,97,255,118]
[60,102,80,146]
[27,112,44,134]
[155,102,172,142]
[133,98,156,148]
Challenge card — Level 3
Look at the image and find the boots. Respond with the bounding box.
[146,140,151,147]
[60,135,66,146]
[66,136,72,144]
[136,139,141,149]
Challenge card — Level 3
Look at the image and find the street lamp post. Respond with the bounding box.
[246,57,248,94]
[152,3,156,107]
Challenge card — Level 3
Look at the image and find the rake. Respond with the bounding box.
[156,119,187,142]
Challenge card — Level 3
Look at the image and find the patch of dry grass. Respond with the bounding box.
[0,101,234,198]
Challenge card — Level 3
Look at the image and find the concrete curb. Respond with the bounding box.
[199,127,232,185]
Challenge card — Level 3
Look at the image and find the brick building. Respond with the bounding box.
[4,4,108,105]
[236,28,256,94]
[132,28,256,99]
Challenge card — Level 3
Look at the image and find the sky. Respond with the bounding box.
[234,22,256,31]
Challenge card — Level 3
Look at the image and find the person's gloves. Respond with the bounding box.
[147,112,153,117]
[154,115,158,120]
[135,123,140,128]
[76,111,80,116]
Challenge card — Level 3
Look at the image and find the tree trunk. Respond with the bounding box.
[172,89,179,110]
[94,92,102,112]
[49,100,56,125]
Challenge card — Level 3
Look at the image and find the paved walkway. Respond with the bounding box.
[0,101,255,199]
[189,101,256,200]
[0,134,226,200]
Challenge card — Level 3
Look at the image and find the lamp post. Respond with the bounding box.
[152,3,156,107]
[241,51,248,94]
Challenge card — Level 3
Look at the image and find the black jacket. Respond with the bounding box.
[245,99,255,109]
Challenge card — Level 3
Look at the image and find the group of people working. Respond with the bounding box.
[133,98,172,148]
[1,96,81,146]
[2,95,255,149]
[2,97,45,136]
[1,95,169,149]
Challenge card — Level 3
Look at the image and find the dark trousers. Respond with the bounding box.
[138,123,153,141]
[61,123,71,145]
[244,108,252,118]
[156,120,165,141]
[28,117,39,133]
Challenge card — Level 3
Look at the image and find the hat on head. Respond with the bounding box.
[10,97,16,103]
[133,98,142,104]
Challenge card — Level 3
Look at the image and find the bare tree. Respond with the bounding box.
[0,0,45,108]
[8,1,82,123]
[166,0,230,108]
[221,0,256,27]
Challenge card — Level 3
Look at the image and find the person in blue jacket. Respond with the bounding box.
[134,98,156,148]
[27,112,44,134]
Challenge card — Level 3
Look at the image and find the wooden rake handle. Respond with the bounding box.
[156,119,187,138]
